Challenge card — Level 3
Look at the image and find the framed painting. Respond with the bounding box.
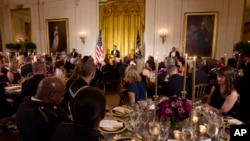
[183,12,218,58]
[46,18,69,55]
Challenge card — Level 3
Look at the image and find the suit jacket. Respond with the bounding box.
[71,51,78,58]
[111,49,120,58]
[21,63,33,77]
[169,51,180,58]
[16,100,72,141]
[21,75,45,97]
[161,74,184,97]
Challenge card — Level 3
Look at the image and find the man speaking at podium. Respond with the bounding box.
[111,45,120,58]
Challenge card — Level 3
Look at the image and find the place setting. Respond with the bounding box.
[98,118,128,134]
[109,106,132,117]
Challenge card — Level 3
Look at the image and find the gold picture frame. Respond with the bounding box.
[46,18,69,55]
[183,12,218,59]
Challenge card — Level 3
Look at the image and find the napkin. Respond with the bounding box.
[228,118,243,125]
[99,120,123,128]
[113,106,131,114]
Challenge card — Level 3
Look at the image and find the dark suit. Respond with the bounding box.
[21,75,45,98]
[16,100,72,141]
[161,74,184,97]
[169,51,180,58]
[111,49,120,58]
[21,63,33,77]
[71,51,78,58]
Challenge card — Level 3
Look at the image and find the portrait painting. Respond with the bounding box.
[46,18,69,55]
[183,12,218,58]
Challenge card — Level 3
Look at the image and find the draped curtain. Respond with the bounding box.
[99,0,145,59]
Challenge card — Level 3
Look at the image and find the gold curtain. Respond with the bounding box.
[99,0,145,59]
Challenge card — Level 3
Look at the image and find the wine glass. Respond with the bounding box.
[207,121,219,140]
[160,117,170,129]
[159,125,169,141]
[149,121,160,141]
[181,126,193,141]
[217,127,230,141]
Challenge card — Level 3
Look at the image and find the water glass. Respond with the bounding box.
[149,121,160,140]
[160,117,170,129]
[217,128,230,141]
[207,122,219,138]
[181,126,193,141]
[159,125,169,141]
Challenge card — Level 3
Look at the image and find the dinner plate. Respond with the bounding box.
[223,118,243,128]
[110,137,140,141]
[110,106,132,117]
[98,118,127,134]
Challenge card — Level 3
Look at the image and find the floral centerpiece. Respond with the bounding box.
[156,95,192,129]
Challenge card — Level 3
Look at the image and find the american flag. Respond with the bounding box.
[96,30,103,63]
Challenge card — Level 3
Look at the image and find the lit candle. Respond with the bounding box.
[192,115,199,123]
[237,53,241,68]
[152,126,159,135]
[199,125,207,134]
[7,52,10,62]
[192,56,196,105]
[183,54,188,92]
[174,130,181,140]
[233,53,235,58]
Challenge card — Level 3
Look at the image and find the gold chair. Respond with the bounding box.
[119,89,129,106]
[194,83,208,103]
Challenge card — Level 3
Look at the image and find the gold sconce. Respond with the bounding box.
[160,30,168,44]
[79,32,86,44]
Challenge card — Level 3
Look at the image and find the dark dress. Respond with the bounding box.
[51,123,105,141]
[128,81,146,102]
[21,63,33,77]
[10,71,22,84]
[209,86,238,117]
[16,100,72,141]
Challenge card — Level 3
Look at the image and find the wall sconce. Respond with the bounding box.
[160,30,168,44]
[79,32,86,44]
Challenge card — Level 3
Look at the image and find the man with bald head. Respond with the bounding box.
[16,77,71,141]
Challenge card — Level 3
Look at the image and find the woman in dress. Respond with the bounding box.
[206,66,239,117]
[124,65,146,103]
[7,61,23,84]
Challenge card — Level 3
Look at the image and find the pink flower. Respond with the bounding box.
[178,107,185,114]
[176,100,183,107]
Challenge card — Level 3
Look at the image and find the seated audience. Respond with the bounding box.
[124,65,146,103]
[206,66,239,117]
[51,87,106,141]
[16,77,72,141]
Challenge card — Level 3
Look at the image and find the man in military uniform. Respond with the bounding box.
[16,77,72,141]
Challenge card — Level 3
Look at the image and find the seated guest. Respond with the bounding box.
[21,61,46,101]
[124,65,146,103]
[0,59,9,86]
[161,65,184,97]
[16,77,72,141]
[21,56,33,78]
[7,61,23,84]
[54,61,66,81]
[206,66,239,117]
[45,56,54,76]
[69,62,96,99]
[51,87,106,141]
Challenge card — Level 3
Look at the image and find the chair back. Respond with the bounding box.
[119,89,129,105]
[102,71,115,82]
[194,83,208,103]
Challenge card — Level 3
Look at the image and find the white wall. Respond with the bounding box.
[0,0,245,62]
[145,0,245,62]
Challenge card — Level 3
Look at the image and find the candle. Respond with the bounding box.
[7,52,10,62]
[154,59,158,98]
[152,126,159,135]
[199,125,207,134]
[174,130,181,140]
[192,56,196,105]
[224,54,227,65]
[183,54,188,92]
[192,116,199,123]
[237,53,241,68]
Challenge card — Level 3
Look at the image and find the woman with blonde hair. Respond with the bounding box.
[7,61,23,84]
[124,65,146,103]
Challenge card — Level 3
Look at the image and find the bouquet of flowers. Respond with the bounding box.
[156,95,192,122]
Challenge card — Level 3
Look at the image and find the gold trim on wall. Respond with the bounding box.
[183,12,218,59]
[99,0,145,59]
[45,18,69,55]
